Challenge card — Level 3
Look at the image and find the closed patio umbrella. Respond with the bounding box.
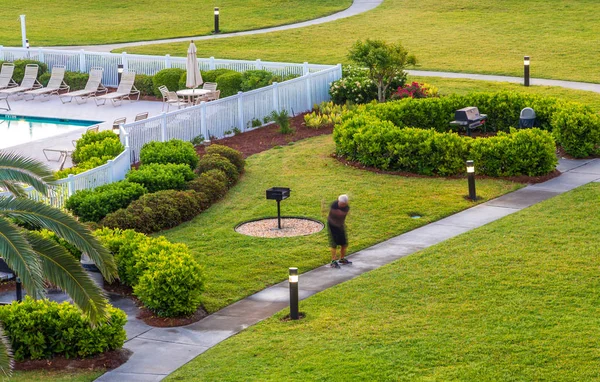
[186,41,203,89]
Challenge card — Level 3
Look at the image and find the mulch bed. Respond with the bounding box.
[14,349,132,372]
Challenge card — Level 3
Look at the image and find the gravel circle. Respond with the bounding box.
[235,218,324,238]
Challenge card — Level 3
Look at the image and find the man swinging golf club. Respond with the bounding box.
[328,194,351,268]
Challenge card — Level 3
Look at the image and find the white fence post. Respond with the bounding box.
[255,59,262,70]
[0,46,4,61]
[209,57,216,70]
[38,47,44,63]
[165,54,171,69]
[67,174,75,197]
[303,62,309,76]
[79,49,86,73]
[305,73,312,111]
[122,52,129,72]
[161,112,167,141]
[237,91,245,132]
[107,159,114,183]
[272,82,279,111]
[201,102,207,140]
[336,63,342,78]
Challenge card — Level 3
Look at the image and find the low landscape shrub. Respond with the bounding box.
[101,189,207,233]
[551,105,600,158]
[11,59,48,83]
[95,228,204,317]
[55,156,109,179]
[201,68,237,83]
[187,169,229,202]
[0,297,126,361]
[134,74,154,97]
[40,70,88,90]
[205,145,245,173]
[196,154,239,186]
[240,69,276,91]
[66,181,147,222]
[329,65,407,104]
[72,131,123,165]
[33,229,82,260]
[152,68,185,97]
[140,139,199,169]
[390,81,439,100]
[126,163,195,193]
[215,71,243,97]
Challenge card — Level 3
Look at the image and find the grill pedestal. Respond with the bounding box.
[266,187,291,229]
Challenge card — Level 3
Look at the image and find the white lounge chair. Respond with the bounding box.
[134,112,149,121]
[159,85,187,112]
[0,63,18,90]
[0,64,42,99]
[60,67,107,104]
[24,65,69,101]
[95,71,140,106]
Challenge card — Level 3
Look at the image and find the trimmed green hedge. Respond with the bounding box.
[205,144,245,173]
[342,91,600,158]
[196,154,239,186]
[95,228,204,317]
[126,163,196,193]
[0,297,126,361]
[140,139,199,170]
[71,130,124,165]
[152,68,185,97]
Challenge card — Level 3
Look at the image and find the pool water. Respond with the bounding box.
[0,114,101,149]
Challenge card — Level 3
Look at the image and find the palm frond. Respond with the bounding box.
[27,233,109,324]
[0,217,44,299]
[0,181,27,198]
[0,197,117,282]
[0,152,54,196]
[0,326,13,377]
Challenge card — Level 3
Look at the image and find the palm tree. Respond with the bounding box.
[0,152,118,376]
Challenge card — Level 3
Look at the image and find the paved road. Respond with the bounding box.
[52,0,384,53]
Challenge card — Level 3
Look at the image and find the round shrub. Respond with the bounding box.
[215,71,243,97]
[329,65,407,104]
[152,68,185,97]
[72,131,124,165]
[202,68,237,83]
[66,181,147,222]
[134,74,154,97]
[205,144,245,173]
[0,297,126,361]
[55,156,110,179]
[134,249,204,317]
[140,139,199,170]
[187,169,229,202]
[551,105,600,158]
[196,154,239,186]
[126,163,196,193]
[45,71,92,91]
[12,59,48,83]
[240,69,276,91]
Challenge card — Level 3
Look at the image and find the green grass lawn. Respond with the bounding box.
[8,370,102,382]
[166,182,600,381]
[161,134,519,313]
[124,0,600,83]
[0,0,351,46]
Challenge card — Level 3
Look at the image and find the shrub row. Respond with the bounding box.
[334,114,557,176]
[57,130,124,179]
[95,228,204,317]
[140,139,199,170]
[341,91,600,158]
[125,163,196,193]
[0,297,126,361]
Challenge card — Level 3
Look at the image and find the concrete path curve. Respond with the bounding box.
[54,0,384,52]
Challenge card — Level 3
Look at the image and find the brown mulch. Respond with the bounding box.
[137,306,209,327]
[195,114,333,158]
[14,349,131,372]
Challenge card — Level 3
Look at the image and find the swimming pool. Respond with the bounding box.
[0,114,102,149]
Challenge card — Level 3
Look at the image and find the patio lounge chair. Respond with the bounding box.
[134,112,149,121]
[158,85,187,112]
[0,64,42,99]
[95,71,140,106]
[0,63,18,90]
[23,65,69,101]
[60,67,107,104]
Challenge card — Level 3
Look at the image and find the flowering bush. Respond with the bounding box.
[329,65,407,105]
[391,82,439,100]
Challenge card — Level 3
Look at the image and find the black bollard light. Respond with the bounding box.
[15,277,22,302]
[214,7,220,34]
[289,267,299,320]
[466,160,477,201]
[524,56,530,87]
[117,64,124,84]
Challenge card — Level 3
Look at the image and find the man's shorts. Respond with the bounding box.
[327,222,348,247]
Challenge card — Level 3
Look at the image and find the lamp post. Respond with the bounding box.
[289,267,299,320]
[15,277,22,302]
[523,56,530,87]
[117,64,124,84]
[214,7,220,34]
[466,160,476,201]
[20,15,27,49]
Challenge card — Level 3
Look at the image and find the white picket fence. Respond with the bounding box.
[0,47,342,208]
[0,46,334,87]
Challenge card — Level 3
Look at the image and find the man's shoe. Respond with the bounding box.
[329,260,340,268]
[339,258,352,265]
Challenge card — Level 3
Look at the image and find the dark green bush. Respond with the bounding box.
[152,68,185,97]
[66,181,147,222]
[202,68,237,83]
[39,71,90,91]
[0,297,126,361]
[205,145,245,173]
[187,169,229,202]
[72,131,124,164]
[240,69,276,91]
[11,59,48,83]
[101,190,206,234]
[140,139,199,170]
[551,105,600,158]
[196,154,239,186]
[33,229,82,259]
[135,74,154,97]
[215,71,243,97]
[94,228,204,317]
[126,163,195,193]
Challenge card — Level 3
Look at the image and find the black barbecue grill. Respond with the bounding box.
[450,107,488,136]
[266,187,291,229]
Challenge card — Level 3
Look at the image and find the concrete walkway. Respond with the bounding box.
[92,157,600,381]
[54,0,384,52]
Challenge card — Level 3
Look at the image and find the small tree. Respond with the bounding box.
[348,39,417,103]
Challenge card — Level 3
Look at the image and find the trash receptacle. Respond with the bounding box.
[519,107,536,128]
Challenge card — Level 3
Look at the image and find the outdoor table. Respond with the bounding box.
[176,88,211,104]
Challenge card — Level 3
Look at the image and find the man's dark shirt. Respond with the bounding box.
[328,201,349,227]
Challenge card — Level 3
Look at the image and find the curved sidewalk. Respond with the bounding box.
[96,158,600,381]
[55,0,383,52]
